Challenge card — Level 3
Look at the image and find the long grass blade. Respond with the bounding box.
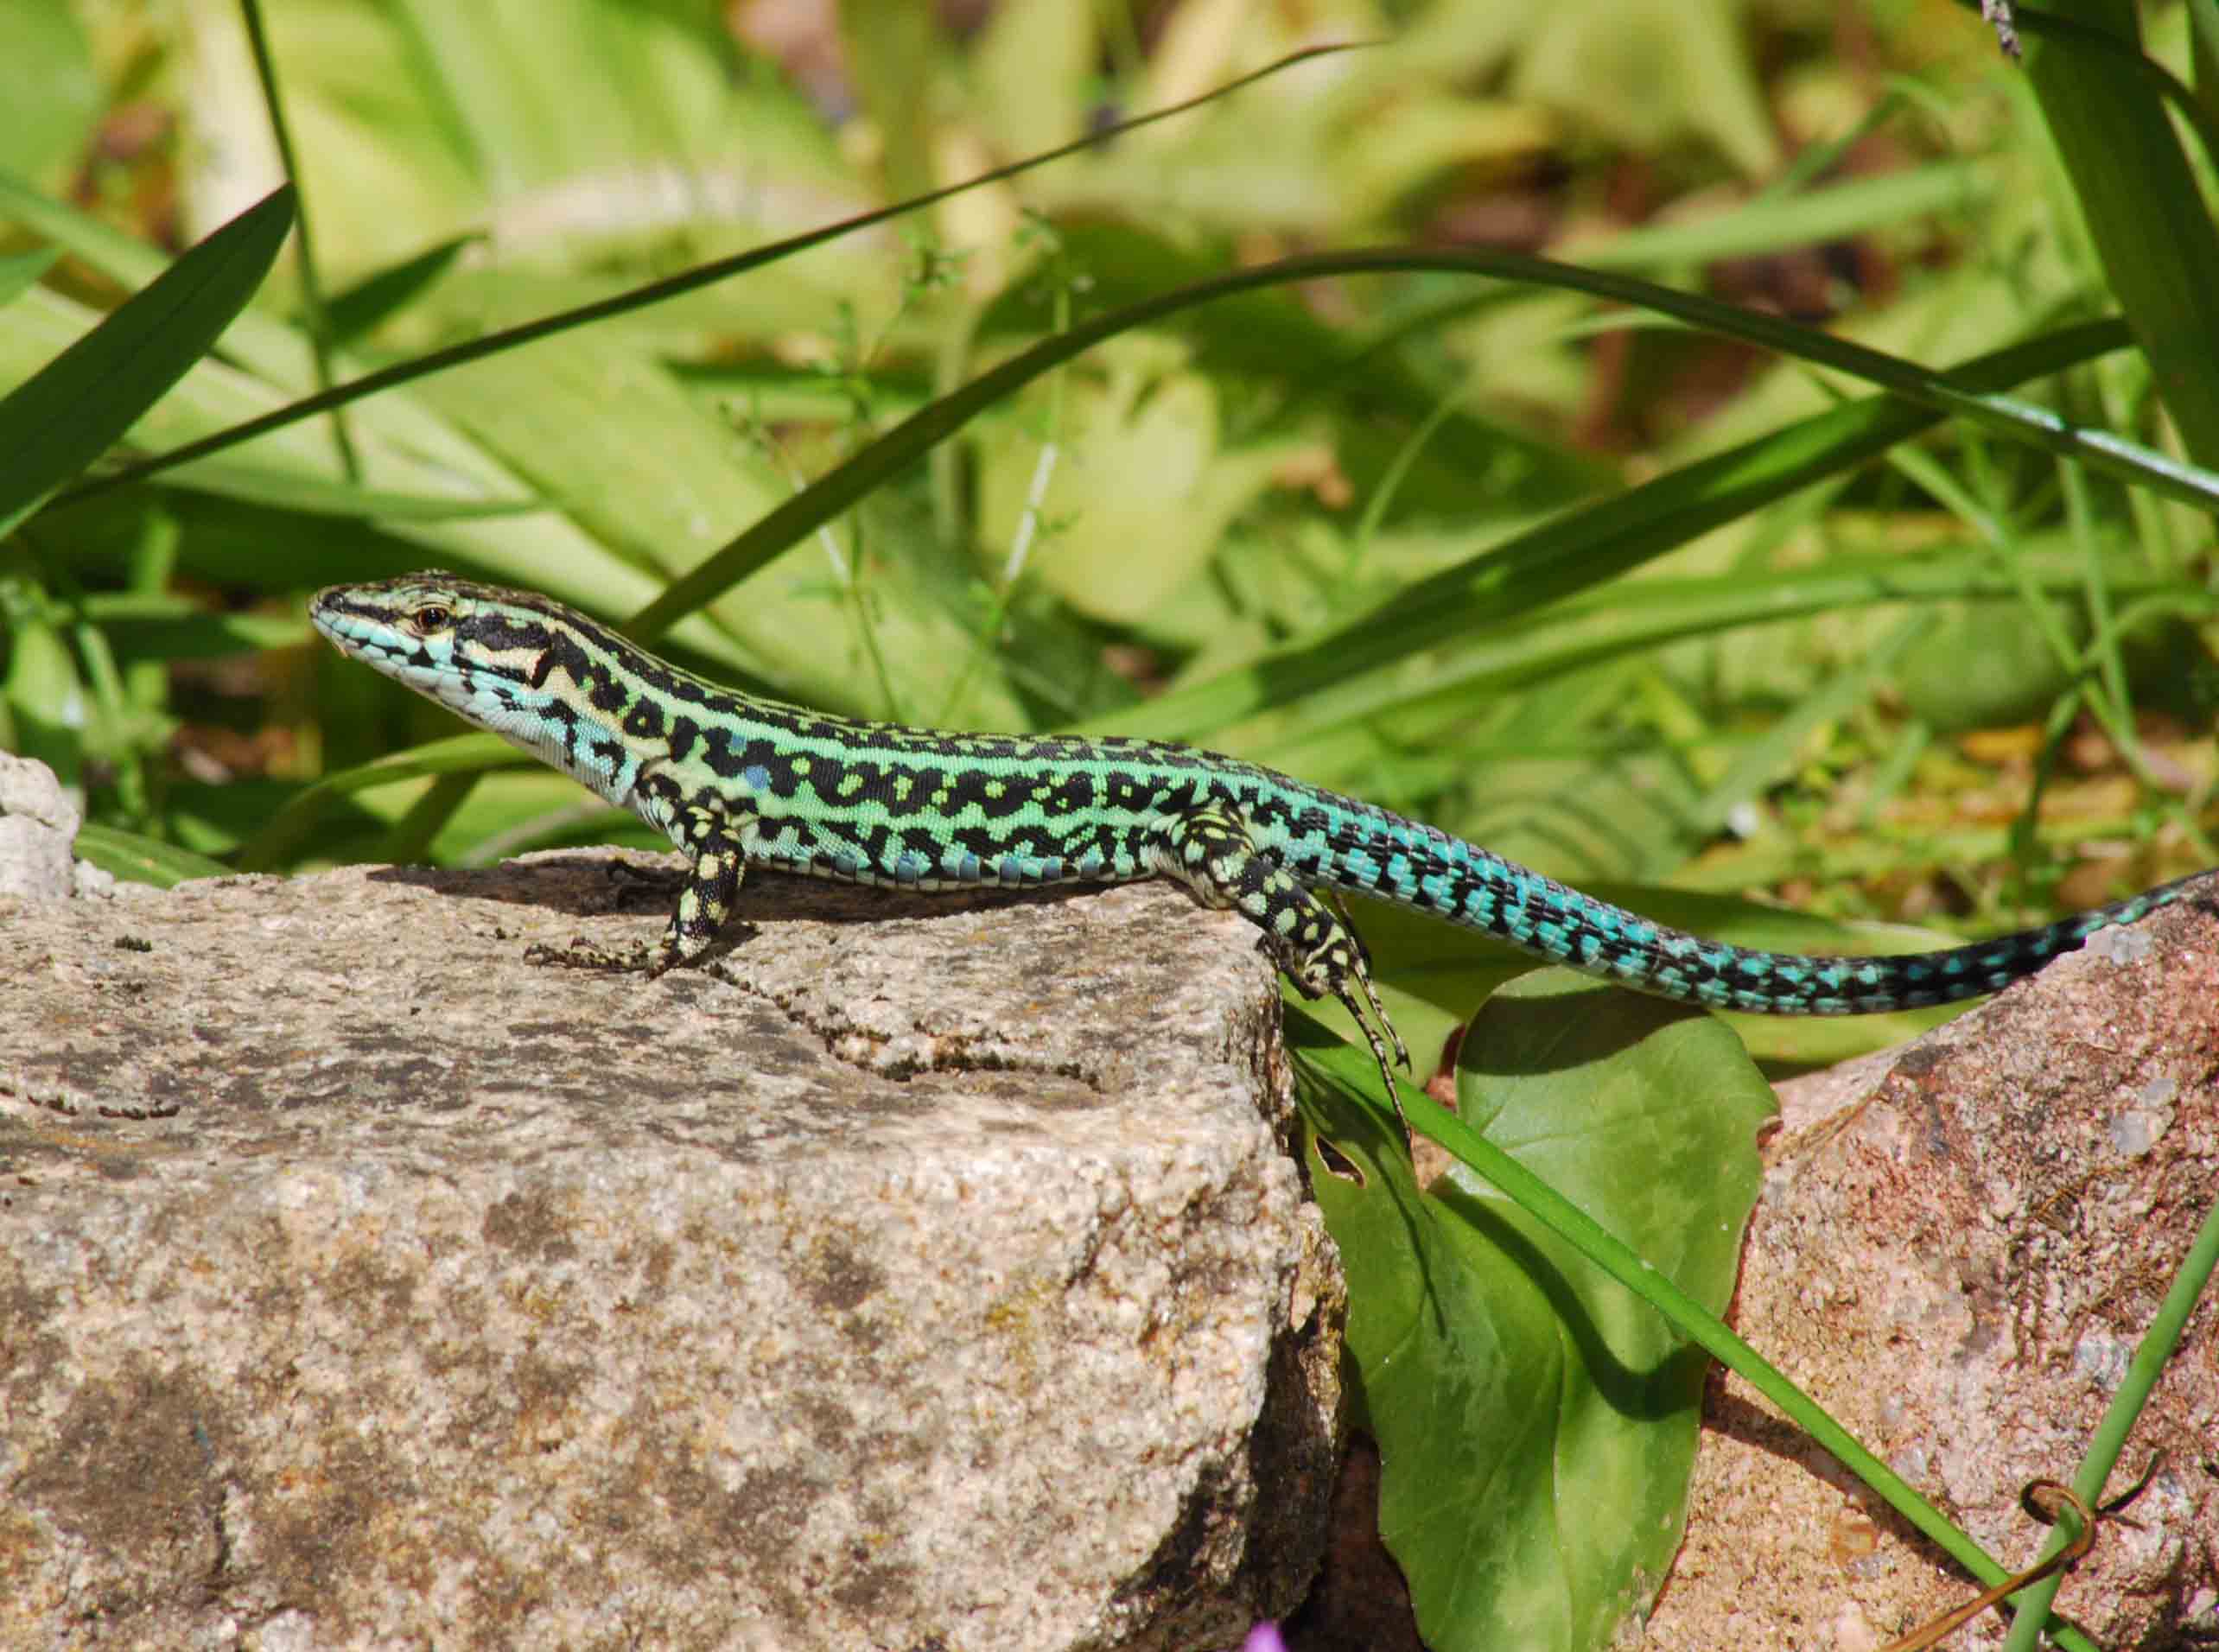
[50,44,1370,508]
[0,185,296,536]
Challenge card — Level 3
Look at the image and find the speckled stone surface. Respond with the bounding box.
[1,852,1345,1651]
[0,752,79,901]
[1649,886,2219,1651]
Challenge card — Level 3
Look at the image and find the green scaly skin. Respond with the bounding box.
[311,575,2209,1110]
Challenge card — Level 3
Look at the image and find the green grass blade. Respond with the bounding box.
[1569,159,1989,270]
[0,167,312,386]
[630,235,2203,651]
[0,247,60,309]
[0,184,296,537]
[54,44,1369,507]
[2025,2,2219,464]
[326,233,481,343]
[1093,320,2131,742]
[234,732,535,872]
[1244,553,2203,755]
[73,823,234,888]
[77,592,309,658]
[238,0,355,479]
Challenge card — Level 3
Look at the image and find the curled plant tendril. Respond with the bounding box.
[1877,1457,2164,1652]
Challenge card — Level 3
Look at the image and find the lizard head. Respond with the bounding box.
[308,572,599,734]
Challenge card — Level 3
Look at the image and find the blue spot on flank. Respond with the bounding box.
[1074,851,1105,877]
[955,852,982,880]
[1040,857,1064,880]
[741,764,771,792]
[893,852,925,882]
[998,855,1026,883]
[833,850,862,876]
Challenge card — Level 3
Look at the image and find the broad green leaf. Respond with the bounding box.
[0,186,296,537]
[385,0,739,195]
[175,1,491,283]
[971,335,1314,624]
[78,593,311,659]
[970,0,1095,160]
[1513,0,1777,175]
[0,284,532,520]
[406,328,1023,721]
[1298,975,1773,1652]
[130,461,549,522]
[841,0,939,203]
[405,328,786,576]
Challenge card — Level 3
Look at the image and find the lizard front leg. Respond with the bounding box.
[530,799,753,975]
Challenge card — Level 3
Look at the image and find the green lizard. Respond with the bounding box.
[312,574,2207,1108]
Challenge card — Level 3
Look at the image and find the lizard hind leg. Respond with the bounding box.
[1149,800,1412,1121]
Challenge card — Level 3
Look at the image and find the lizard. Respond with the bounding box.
[311,574,2208,1112]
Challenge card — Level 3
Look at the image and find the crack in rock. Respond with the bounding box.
[713,971,1101,1090]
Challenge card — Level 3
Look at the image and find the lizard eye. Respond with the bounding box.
[411,604,455,634]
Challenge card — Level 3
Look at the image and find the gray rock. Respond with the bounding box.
[0,854,1345,1650]
[71,857,118,900]
[0,752,79,900]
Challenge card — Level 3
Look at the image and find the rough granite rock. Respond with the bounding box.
[1,852,1346,1651]
[0,751,79,901]
[1641,885,2219,1650]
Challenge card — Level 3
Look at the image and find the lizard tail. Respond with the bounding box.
[1322,816,2209,1013]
